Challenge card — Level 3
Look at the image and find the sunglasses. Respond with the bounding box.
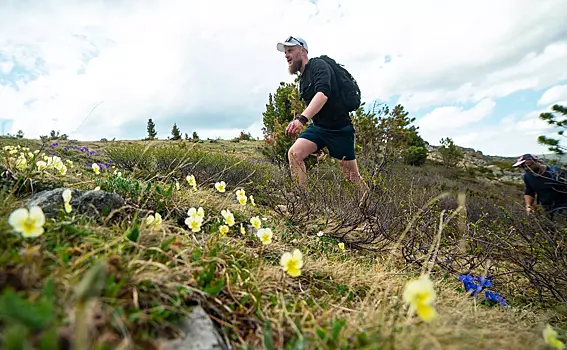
[286,36,305,48]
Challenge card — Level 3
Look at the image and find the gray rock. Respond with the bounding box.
[158,306,229,350]
[26,188,125,218]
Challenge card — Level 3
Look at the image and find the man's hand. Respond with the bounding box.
[526,206,533,215]
[285,119,304,137]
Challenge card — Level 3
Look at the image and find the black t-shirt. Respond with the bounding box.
[299,58,351,130]
[524,165,567,210]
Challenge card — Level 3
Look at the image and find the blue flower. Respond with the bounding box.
[459,273,507,307]
[485,291,506,306]
[458,274,480,295]
[475,275,493,288]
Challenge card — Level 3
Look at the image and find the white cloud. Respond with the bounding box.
[0,0,566,157]
[538,85,567,106]
[416,98,495,134]
[421,104,557,157]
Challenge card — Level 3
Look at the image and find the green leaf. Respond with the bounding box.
[0,289,54,331]
[263,319,275,350]
[2,323,31,350]
[315,327,326,340]
[39,327,60,350]
[125,224,141,243]
[204,278,225,297]
[331,319,346,342]
[75,260,107,302]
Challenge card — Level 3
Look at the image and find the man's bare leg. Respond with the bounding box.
[288,138,318,187]
[339,159,370,200]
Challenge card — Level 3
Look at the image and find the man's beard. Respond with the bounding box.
[288,59,302,74]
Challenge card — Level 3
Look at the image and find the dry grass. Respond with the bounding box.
[0,137,565,350]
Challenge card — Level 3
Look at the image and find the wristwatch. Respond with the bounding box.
[295,114,309,125]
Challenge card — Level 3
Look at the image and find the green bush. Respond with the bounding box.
[104,143,154,171]
[403,146,428,166]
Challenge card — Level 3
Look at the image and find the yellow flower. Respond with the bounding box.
[338,242,345,250]
[240,223,246,234]
[175,181,180,191]
[543,324,565,350]
[185,215,203,232]
[249,195,256,206]
[57,163,67,175]
[8,206,46,238]
[15,156,28,171]
[62,189,72,213]
[62,189,72,202]
[219,225,229,235]
[186,175,197,190]
[221,209,235,226]
[215,181,226,193]
[94,186,100,191]
[402,274,437,322]
[256,228,273,245]
[36,160,47,172]
[250,216,262,229]
[146,213,163,228]
[280,249,303,277]
[92,163,100,174]
[237,194,247,205]
[236,189,246,197]
[188,207,205,219]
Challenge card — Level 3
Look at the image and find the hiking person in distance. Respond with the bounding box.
[512,153,567,218]
[276,36,369,200]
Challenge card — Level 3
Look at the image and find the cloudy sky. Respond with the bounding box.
[1,0,567,157]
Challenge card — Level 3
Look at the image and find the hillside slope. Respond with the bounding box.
[0,137,565,349]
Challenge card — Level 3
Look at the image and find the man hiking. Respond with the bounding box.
[276,36,369,198]
[512,153,567,218]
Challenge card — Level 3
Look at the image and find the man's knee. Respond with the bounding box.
[288,146,306,164]
[288,139,317,164]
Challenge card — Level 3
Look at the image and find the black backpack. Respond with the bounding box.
[316,55,361,112]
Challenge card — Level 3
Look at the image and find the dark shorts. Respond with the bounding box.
[299,123,356,161]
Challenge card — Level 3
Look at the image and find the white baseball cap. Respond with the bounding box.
[277,36,308,52]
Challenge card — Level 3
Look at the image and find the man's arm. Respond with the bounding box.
[525,194,535,213]
[301,92,328,119]
[299,59,332,120]
[524,175,536,213]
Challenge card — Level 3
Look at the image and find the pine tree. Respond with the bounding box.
[351,102,428,167]
[261,78,307,166]
[538,104,567,155]
[171,123,181,140]
[438,137,463,167]
[146,118,157,140]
